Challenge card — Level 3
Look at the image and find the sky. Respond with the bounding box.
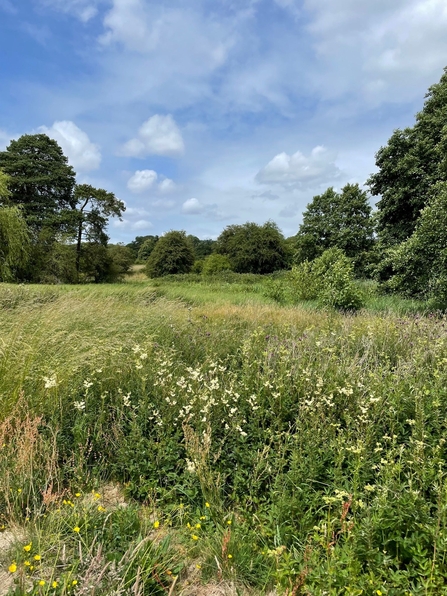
[1,0,447,243]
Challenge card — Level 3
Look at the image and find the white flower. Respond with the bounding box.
[83,380,93,389]
[43,375,57,389]
[74,401,85,411]
[123,393,131,407]
[186,459,196,474]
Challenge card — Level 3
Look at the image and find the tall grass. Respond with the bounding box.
[1,281,447,594]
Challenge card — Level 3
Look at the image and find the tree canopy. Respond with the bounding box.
[145,231,195,278]
[0,134,76,232]
[294,183,374,275]
[368,67,447,246]
[216,221,288,274]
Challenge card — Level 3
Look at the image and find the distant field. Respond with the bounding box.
[1,279,446,595]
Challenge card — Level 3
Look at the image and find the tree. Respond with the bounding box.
[187,235,216,260]
[73,184,125,277]
[0,134,76,232]
[0,169,10,201]
[145,231,195,278]
[137,236,159,262]
[384,181,447,303]
[294,184,374,275]
[216,221,288,274]
[126,235,155,260]
[368,67,447,246]
[0,206,30,281]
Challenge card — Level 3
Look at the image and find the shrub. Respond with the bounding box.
[202,254,232,275]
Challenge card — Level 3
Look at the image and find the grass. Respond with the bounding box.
[0,276,446,595]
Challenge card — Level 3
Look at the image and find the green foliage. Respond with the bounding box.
[0,206,30,281]
[295,183,374,276]
[187,235,216,260]
[136,235,159,262]
[145,230,195,278]
[216,221,288,274]
[201,253,232,275]
[0,134,76,232]
[290,248,365,310]
[126,235,155,260]
[0,169,11,201]
[384,182,447,305]
[368,67,447,246]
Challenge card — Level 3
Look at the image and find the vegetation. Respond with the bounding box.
[216,221,289,274]
[145,230,195,278]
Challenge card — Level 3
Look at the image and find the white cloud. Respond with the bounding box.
[121,115,184,158]
[41,0,99,21]
[127,170,158,193]
[256,146,341,188]
[113,218,153,230]
[182,198,203,214]
[39,121,101,172]
[158,178,176,194]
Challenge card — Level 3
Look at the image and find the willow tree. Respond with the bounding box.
[0,206,30,281]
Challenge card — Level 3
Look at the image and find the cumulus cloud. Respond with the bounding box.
[113,218,153,231]
[120,115,184,158]
[182,198,203,214]
[158,178,177,194]
[304,0,447,104]
[256,146,341,188]
[127,170,158,193]
[39,121,101,172]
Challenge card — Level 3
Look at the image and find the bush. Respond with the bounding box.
[290,248,365,310]
[145,231,195,278]
[202,254,232,275]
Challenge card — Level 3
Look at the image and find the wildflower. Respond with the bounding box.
[93,492,101,499]
[34,554,41,561]
[38,580,46,586]
[196,564,201,569]
[8,563,17,573]
[192,535,199,541]
[166,570,172,576]
[227,520,232,525]
[205,502,210,508]
[195,523,201,529]
[228,554,233,559]
[52,581,58,588]
[30,566,34,571]
[75,493,81,498]
[83,380,93,389]
[73,526,80,533]
[72,580,78,586]
[153,521,160,529]
[376,592,382,596]
[43,376,57,389]
[74,401,85,411]
[200,516,206,520]
[97,505,106,512]
[17,488,22,493]
[23,542,32,552]
[24,561,31,567]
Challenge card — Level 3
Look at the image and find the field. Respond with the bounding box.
[1,274,447,595]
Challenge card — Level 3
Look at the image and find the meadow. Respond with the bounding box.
[1,274,447,595]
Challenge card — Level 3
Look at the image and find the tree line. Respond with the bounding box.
[2,67,447,301]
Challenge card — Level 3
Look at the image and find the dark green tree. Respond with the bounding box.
[0,134,76,232]
[368,67,447,246]
[73,184,125,277]
[0,206,30,281]
[0,169,10,201]
[126,235,154,260]
[137,236,159,262]
[145,231,195,278]
[202,253,232,275]
[187,235,216,260]
[294,184,374,275]
[216,221,288,274]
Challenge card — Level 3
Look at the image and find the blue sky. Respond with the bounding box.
[1,0,447,242]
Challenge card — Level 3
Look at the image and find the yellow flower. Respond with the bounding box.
[205,502,210,508]
[17,488,22,494]
[72,580,78,586]
[192,534,199,541]
[52,581,58,588]
[73,526,80,533]
[196,564,201,569]
[24,561,31,567]
[179,503,184,509]
[187,522,191,529]
[30,565,34,571]
[24,543,32,552]
[93,492,101,500]
[97,505,106,512]
[228,554,233,559]
[8,563,17,573]
[153,520,160,529]
[34,554,41,561]
[227,520,232,525]
[376,592,382,596]
[39,580,46,586]
[195,523,201,529]
[75,493,81,498]
[200,516,206,520]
